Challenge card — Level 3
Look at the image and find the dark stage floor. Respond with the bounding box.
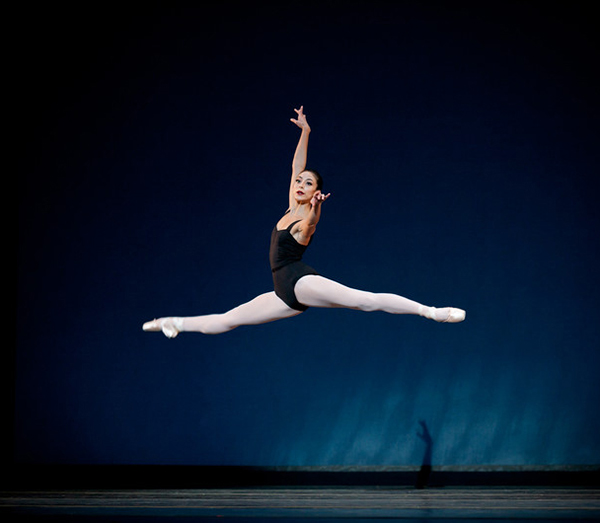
[2,486,600,521]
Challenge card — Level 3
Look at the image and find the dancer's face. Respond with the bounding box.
[293,172,318,202]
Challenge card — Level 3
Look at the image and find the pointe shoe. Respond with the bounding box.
[142,318,180,338]
[441,307,466,323]
[421,306,466,323]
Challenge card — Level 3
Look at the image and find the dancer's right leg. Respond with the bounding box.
[143,291,302,337]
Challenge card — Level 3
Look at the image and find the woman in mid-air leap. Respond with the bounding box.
[143,106,465,338]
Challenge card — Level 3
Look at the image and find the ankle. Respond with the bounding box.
[172,317,184,332]
[418,305,435,320]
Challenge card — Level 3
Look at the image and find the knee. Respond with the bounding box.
[356,292,379,312]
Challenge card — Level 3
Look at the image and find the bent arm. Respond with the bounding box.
[298,191,331,243]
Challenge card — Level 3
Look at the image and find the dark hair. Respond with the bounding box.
[304,169,323,191]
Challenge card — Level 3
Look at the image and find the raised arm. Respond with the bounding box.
[288,106,331,243]
[289,106,311,207]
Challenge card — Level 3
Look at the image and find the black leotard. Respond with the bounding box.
[269,220,318,311]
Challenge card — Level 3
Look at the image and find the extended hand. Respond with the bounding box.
[311,190,331,207]
[290,106,311,131]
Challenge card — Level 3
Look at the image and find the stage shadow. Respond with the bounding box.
[415,419,433,489]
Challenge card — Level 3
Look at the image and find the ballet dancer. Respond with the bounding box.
[143,106,465,338]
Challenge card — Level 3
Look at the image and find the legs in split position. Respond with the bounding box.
[143,275,465,338]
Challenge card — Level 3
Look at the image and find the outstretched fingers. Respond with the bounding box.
[290,106,309,130]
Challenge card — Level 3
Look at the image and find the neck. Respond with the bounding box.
[289,200,311,216]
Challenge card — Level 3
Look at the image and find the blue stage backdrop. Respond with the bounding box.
[16,3,599,467]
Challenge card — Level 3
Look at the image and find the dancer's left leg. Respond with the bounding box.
[294,275,465,322]
[143,291,302,337]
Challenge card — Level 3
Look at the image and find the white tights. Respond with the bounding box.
[155,275,458,336]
